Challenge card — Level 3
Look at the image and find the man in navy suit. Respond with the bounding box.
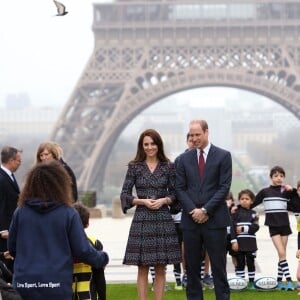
[176,119,232,300]
[0,146,22,272]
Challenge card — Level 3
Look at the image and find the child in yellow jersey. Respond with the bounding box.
[73,203,106,300]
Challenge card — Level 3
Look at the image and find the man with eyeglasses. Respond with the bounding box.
[0,146,22,273]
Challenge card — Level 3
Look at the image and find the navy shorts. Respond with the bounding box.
[269,225,292,237]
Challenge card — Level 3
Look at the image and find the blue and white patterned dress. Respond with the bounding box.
[120,161,181,266]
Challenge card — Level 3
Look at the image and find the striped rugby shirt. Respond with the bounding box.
[231,205,259,252]
[252,185,293,227]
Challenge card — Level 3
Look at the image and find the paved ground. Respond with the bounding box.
[85,214,298,284]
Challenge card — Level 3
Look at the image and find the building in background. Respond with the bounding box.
[0,94,61,138]
[0,94,62,185]
[1,90,299,204]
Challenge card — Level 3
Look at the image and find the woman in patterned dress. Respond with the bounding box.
[120,129,181,300]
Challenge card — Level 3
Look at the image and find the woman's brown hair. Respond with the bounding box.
[131,129,169,163]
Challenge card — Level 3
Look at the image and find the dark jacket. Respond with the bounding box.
[60,158,78,202]
[286,188,300,213]
[8,199,109,300]
[176,144,232,230]
[252,185,293,227]
[231,205,259,252]
[0,168,20,260]
[0,168,19,235]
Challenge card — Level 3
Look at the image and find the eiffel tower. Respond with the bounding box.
[50,0,300,197]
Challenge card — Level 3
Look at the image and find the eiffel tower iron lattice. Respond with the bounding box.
[50,0,300,196]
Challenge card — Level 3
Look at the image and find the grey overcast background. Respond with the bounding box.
[0,0,107,107]
[0,0,280,109]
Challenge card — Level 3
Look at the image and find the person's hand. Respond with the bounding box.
[189,208,209,224]
[284,184,293,191]
[236,226,243,234]
[144,198,165,210]
[296,249,300,259]
[0,230,8,239]
[231,205,238,214]
[147,197,171,210]
[144,198,157,210]
[231,242,238,252]
[3,251,13,260]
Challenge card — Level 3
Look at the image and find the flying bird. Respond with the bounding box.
[53,0,68,16]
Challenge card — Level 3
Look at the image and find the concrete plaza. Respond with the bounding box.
[85,214,298,284]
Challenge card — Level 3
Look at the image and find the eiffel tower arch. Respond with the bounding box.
[50,1,300,197]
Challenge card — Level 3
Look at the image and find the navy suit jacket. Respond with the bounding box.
[0,168,20,234]
[176,144,232,230]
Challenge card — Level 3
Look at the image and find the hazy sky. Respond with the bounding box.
[0,0,283,111]
[0,0,107,107]
[0,0,236,109]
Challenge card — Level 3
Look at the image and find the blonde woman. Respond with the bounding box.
[35,141,78,201]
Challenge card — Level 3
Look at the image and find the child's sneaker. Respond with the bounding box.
[164,284,172,291]
[174,283,183,290]
[203,274,214,289]
[285,281,294,291]
[182,274,187,288]
[247,281,255,290]
[200,280,206,291]
[151,283,172,292]
[294,282,300,290]
[276,281,285,290]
